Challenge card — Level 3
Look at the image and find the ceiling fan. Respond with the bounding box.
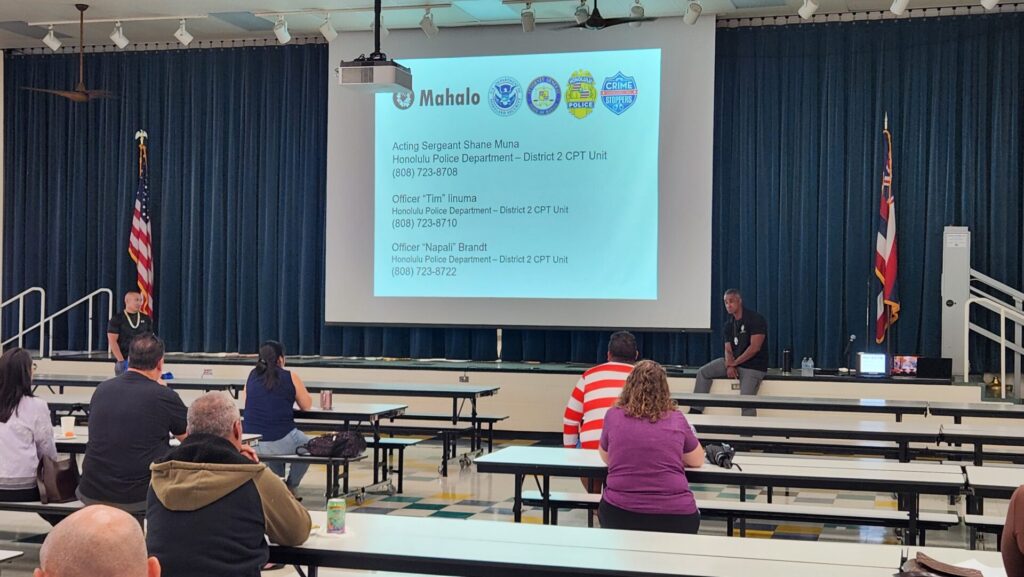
[22,4,114,102]
[560,0,657,30]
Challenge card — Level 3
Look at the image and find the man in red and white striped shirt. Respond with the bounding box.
[563,331,638,450]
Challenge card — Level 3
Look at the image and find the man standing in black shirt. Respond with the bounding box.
[692,289,768,416]
[107,291,154,376]
[78,334,187,516]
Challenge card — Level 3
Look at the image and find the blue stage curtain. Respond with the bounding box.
[6,14,1022,369]
[3,45,495,360]
[504,14,1024,370]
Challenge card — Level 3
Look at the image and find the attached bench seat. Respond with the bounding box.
[521,491,958,544]
[0,500,85,515]
[260,451,367,501]
[522,490,600,527]
[699,500,959,545]
[964,514,1004,550]
[697,434,903,459]
[295,413,506,477]
[262,434,421,495]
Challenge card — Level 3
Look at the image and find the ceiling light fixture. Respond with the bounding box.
[174,19,194,46]
[889,0,910,15]
[798,0,819,19]
[980,0,999,9]
[42,25,62,52]
[319,15,338,41]
[683,1,701,24]
[629,0,644,27]
[110,21,129,49]
[574,1,590,24]
[273,15,291,44]
[420,9,439,37]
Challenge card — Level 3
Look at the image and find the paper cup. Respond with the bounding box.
[60,416,76,438]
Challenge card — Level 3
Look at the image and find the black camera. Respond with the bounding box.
[704,443,738,470]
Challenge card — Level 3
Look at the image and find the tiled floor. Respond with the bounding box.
[0,438,1005,576]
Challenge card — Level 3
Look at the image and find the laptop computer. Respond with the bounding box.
[892,355,919,376]
[858,353,888,377]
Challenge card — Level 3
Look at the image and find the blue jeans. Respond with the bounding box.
[254,428,310,491]
[114,359,129,376]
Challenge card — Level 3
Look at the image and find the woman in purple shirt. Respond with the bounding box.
[599,360,705,533]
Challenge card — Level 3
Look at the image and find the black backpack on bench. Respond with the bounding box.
[296,431,366,459]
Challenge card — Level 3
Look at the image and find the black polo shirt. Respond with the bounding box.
[722,308,769,372]
[107,311,154,358]
[79,371,188,504]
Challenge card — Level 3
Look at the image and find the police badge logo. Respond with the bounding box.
[489,76,522,116]
[393,90,414,110]
[600,72,638,115]
[526,76,561,116]
[565,70,596,119]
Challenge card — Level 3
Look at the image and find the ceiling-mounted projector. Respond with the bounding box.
[337,0,412,94]
[337,58,412,93]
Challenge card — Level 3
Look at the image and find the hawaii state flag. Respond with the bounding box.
[874,118,898,343]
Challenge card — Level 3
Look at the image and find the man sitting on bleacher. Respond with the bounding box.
[563,331,638,492]
[146,392,311,577]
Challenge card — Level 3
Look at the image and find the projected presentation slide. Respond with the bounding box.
[374,49,661,300]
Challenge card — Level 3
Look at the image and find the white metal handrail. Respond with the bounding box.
[969,270,1024,396]
[0,287,46,357]
[964,296,1024,399]
[972,269,1024,303]
[43,288,114,357]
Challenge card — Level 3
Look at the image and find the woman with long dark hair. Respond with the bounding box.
[0,348,58,502]
[242,341,313,495]
[598,360,705,533]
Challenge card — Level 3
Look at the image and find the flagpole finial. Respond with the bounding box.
[884,113,888,131]
[134,129,148,144]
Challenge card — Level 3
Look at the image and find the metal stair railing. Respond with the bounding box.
[0,287,46,357]
[42,289,114,357]
[964,295,1024,400]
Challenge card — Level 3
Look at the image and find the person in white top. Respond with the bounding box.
[0,347,58,503]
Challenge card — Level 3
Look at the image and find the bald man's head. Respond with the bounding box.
[34,505,160,577]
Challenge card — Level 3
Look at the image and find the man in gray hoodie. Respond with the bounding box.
[146,392,311,577]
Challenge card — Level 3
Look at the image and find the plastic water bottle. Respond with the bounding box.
[801,357,812,377]
[806,357,815,377]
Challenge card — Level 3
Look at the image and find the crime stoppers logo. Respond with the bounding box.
[600,72,638,115]
[526,76,561,116]
[393,90,414,110]
[565,70,596,119]
[488,76,523,116]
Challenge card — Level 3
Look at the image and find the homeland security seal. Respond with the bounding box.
[600,72,638,115]
[489,76,522,116]
[393,90,414,110]
[565,70,596,119]
[526,76,561,116]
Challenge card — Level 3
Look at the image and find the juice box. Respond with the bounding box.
[326,497,346,534]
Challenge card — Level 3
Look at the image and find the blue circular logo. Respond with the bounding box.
[393,90,414,110]
[526,76,561,116]
[488,76,522,117]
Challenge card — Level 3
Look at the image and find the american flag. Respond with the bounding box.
[874,117,898,343]
[129,135,154,318]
